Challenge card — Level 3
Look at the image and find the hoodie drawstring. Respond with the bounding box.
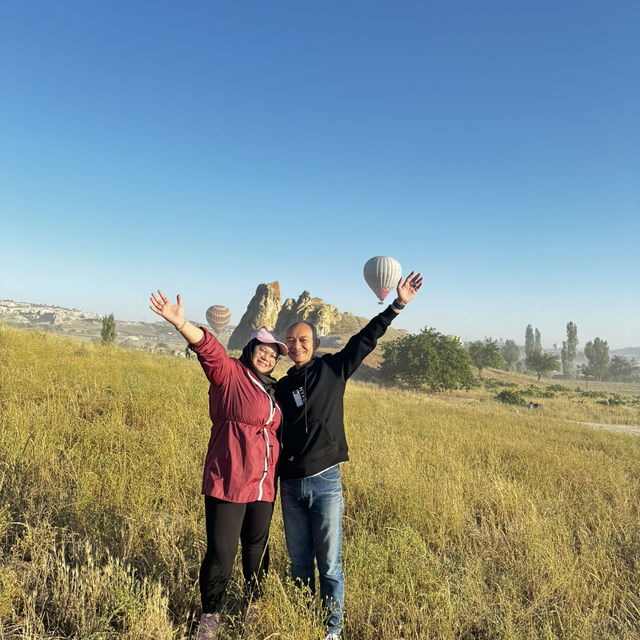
[304,365,308,434]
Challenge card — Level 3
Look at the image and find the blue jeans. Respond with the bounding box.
[280,465,344,636]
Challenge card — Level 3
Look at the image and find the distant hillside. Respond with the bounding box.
[0,297,405,368]
[3,299,634,367]
[0,299,233,354]
[609,346,640,361]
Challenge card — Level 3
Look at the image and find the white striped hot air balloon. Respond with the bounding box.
[363,256,402,304]
[206,305,231,334]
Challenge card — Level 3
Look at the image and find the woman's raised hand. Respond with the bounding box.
[149,290,185,329]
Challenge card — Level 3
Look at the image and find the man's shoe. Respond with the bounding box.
[196,612,221,640]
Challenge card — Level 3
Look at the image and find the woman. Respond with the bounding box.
[150,290,286,640]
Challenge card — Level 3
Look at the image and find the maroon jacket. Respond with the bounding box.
[190,328,282,503]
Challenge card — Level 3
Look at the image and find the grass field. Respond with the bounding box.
[1,324,640,639]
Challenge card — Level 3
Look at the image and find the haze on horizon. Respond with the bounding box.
[2,290,637,355]
[1,2,638,351]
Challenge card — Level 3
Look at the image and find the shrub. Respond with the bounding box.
[580,390,608,399]
[483,379,519,391]
[546,384,569,393]
[496,390,526,405]
[597,394,627,407]
[380,327,476,391]
[525,385,555,399]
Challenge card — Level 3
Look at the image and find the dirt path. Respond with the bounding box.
[572,421,640,436]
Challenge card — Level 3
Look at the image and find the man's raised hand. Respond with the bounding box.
[396,271,423,306]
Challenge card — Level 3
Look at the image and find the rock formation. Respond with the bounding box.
[274,291,341,337]
[0,300,102,325]
[228,283,402,351]
[227,282,282,350]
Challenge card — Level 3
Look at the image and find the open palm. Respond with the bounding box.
[397,271,423,305]
[149,290,185,327]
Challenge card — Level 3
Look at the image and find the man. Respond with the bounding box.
[276,271,423,640]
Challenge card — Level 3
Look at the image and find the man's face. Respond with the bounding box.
[285,323,319,368]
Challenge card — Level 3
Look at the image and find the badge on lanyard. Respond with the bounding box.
[292,389,304,407]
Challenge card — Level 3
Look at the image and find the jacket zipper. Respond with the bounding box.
[247,372,280,501]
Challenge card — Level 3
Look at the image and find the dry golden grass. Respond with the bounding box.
[1,325,640,639]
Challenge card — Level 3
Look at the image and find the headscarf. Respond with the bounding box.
[238,338,278,403]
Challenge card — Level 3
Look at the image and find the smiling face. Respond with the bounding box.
[285,322,320,368]
[251,343,279,374]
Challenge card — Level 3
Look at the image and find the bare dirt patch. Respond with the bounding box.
[572,421,640,436]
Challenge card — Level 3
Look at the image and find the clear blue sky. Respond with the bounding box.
[2,1,639,349]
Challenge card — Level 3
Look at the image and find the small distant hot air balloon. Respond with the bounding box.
[206,305,231,334]
[363,256,402,304]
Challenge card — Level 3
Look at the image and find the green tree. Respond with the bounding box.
[608,356,640,383]
[501,339,520,371]
[560,321,578,378]
[525,324,535,359]
[583,337,610,382]
[525,350,560,381]
[467,338,505,377]
[380,327,476,391]
[577,363,590,382]
[101,314,116,346]
[523,326,559,380]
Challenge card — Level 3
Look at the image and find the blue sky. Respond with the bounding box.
[2,1,639,349]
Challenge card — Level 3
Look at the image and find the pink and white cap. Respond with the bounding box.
[249,327,288,356]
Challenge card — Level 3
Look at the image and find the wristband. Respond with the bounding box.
[176,319,187,331]
[391,299,405,311]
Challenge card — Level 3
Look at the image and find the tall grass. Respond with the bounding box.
[2,325,640,639]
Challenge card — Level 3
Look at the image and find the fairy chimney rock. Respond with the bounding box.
[274,291,341,338]
[227,282,282,350]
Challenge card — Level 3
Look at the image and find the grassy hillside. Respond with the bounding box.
[1,325,640,639]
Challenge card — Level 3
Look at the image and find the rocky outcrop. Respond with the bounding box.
[227,282,282,350]
[332,312,368,335]
[274,291,341,337]
[0,300,101,325]
[230,284,394,349]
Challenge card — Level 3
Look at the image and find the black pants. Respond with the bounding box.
[199,496,274,613]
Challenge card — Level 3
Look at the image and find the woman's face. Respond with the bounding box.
[252,343,279,373]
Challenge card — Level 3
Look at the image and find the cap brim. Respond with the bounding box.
[250,328,288,355]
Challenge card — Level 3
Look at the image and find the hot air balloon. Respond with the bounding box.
[363,256,402,304]
[206,305,231,334]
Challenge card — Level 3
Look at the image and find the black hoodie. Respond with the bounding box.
[276,305,397,480]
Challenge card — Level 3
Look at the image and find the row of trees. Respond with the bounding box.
[466,332,560,382]
[101,308,636,388]
[523,325,561,381]
[579,338,640,383]
[379,323,639,390]
[498,323,638,383]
